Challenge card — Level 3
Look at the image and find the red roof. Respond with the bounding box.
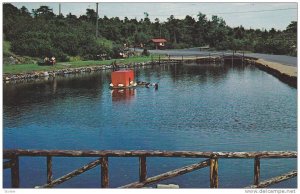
[151,38,167,43]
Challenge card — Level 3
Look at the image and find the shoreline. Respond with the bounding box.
[254,59,297,88]
[3,56,297,88]
[3,60,176,83]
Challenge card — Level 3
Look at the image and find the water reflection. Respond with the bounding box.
[3,72,109,122]
[111,89,136,102]
[160,63,236,84]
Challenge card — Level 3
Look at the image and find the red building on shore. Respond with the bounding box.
[150,38,167,49]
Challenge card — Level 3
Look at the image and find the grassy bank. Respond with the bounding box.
[3,55,161,74]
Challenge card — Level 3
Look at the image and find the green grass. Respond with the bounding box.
[3,55,161,74]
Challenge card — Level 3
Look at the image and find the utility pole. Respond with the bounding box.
[96,3,99,38]
[159,24,161,38]
[59,3,61,15]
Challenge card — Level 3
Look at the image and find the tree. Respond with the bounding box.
[32,6,55,19]
[3,3,297,61]
[20,6,31,17]
[166,15,181,44]
[285,21,297,33]
[233,26,245,39]
[182,15,196,46]
[196,12,208,45]
[86,8,97,21]
[66,13,77,20]
[207,15,228,47]
[153,18,161,37]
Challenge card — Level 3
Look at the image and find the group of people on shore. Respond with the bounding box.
[44,56,56,66]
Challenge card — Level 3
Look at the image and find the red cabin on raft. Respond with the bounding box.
[110,70,135,88]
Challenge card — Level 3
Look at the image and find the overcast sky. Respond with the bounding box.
[10,2,297,30]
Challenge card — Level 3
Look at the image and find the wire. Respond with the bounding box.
[98,7,297,18]
[207,8,297,15]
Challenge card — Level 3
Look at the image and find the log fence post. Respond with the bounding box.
[210,156,218,188]
[47,156,53,184]
[254,157,260,186]
[101,157,109,188]
[139,156,147,182]
[11,156,20,188]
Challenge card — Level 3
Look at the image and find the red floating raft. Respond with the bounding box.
[110,70,137,89]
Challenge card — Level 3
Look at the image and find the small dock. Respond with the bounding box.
[3,149,297,188]
[157,52,297,88]
[159,52,257,65]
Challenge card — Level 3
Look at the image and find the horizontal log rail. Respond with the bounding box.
[3,149,297,189]
[3,149,297,158]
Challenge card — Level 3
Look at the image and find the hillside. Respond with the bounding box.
[3,3,297,65]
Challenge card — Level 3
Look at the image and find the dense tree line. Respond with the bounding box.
[3,3,297,62]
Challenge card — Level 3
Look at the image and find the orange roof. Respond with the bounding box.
[151,38,167,43]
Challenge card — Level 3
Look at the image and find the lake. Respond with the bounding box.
[3,62,297,188]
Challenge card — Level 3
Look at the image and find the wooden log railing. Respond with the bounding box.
[120,159,210,188]
[3,149,297,188]
[37,158,102,188]
[246,170,297,188]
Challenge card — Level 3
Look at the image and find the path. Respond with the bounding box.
[134,48,297,67]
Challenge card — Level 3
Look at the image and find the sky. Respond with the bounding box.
[9,1,298,30]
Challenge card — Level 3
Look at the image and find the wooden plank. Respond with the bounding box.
[254,157,260,185]
[246,170,297,188]
[47,156,53,184]
[37,158,101,188]
[139,156,147,182]
[210,158,218,188]
[3,160,13,169]
[101,157,109,188]
[3,149,297,159]
[11,156,20,188]
[120,159,210,188]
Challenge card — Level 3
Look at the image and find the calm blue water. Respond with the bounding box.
[3,63,297,188]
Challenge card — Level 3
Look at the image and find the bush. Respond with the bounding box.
[111,43,123,58]
[3,40,12,57]
[141,49,150,56]
[82,54,94,61]
[69,56,82,62]
[57,53,70,62]
[167,42,189,49]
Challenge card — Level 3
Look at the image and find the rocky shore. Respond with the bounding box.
[3,60,177,83]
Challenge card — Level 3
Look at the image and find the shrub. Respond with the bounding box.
[3,40,12,57]
[69,56,82,62]
[141,48,150,56]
